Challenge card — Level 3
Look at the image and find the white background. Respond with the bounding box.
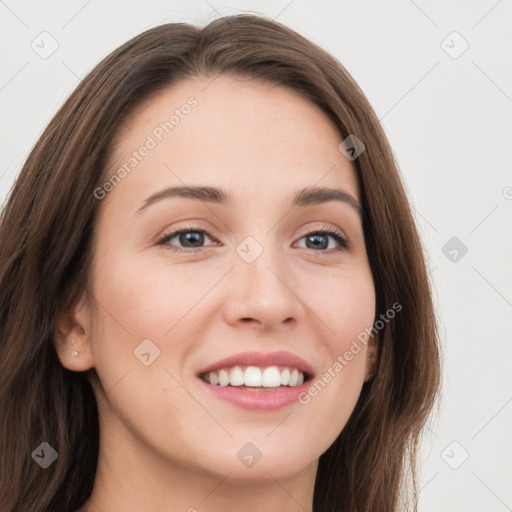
[1,1,511,510]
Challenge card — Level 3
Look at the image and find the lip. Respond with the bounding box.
[196,350,314,411]
[197,377,311,410]
[196,350,315,378]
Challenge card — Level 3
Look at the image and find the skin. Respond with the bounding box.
[55,74,378,512]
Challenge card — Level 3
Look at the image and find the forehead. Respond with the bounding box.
[104,74,360,210]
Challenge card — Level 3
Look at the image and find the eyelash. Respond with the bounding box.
[156,223,350,255]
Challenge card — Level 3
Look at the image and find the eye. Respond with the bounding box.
[156,224,218,253]
[294,227,349,253]
[157,224,349,254]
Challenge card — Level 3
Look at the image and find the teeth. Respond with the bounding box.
[203,365,306,388]
[244,366,262,386]
[229,367,244,386]
[218,369,229,387]
[262,367,281,387]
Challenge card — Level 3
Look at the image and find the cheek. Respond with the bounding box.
[293,266,375,434]
[306,265,376,348]
[92,249,207,337]
[88,249,224,402]
[87,253,211,452]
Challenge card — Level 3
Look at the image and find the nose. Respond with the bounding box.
[221,240,304,331]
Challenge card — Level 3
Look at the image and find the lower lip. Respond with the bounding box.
[197,377,311,410]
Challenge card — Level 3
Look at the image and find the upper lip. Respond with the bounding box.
[197,351,315,378]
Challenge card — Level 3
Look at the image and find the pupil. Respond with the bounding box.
[307,233,327,250]
[180,231,203,247]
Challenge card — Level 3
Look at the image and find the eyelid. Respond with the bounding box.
[156,221,350,252]
[157,221,222,244]
[293,224,350,252]
[294,223,347,240]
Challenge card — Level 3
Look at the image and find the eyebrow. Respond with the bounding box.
[135,185,363,219]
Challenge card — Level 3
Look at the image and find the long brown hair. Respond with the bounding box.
[0,13,441,511]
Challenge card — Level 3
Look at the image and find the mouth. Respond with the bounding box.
[195,351,314,410]
[198,365,312,390]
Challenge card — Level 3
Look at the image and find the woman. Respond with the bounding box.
[0,13,441,512]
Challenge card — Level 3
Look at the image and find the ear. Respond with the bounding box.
[54,292,95,372]
[363,334,379,382]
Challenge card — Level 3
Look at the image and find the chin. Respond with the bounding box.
[196,442,317,482]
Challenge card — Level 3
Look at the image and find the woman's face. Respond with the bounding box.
[62,75,376,482]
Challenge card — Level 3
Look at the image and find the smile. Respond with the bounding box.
[199,365,307,388]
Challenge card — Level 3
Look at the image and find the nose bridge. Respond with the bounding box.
[236,230,286,286]
[225,230,302,327]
